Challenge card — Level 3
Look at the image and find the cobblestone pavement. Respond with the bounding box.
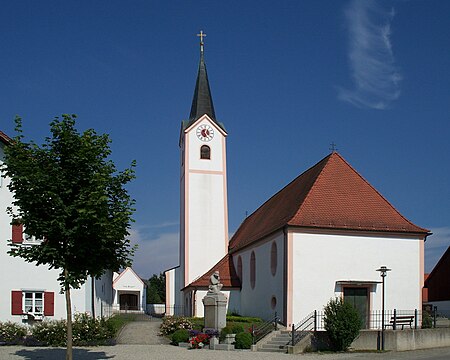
[116,318,169,345]
[1,345,450,360]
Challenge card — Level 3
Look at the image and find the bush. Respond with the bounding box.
[422,311,432,329]
[234,332,252,349]
[31,320,67,346]
[160,316,193,336]
[324,298,361,351]
[226,315,262,323]
[231,323,245,334]
[219,326,233,342]
[31,314,116,346]
[171,329,189,345]
[0,322,27,344]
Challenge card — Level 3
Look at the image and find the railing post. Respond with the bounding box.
[314,310,317,332]
[274,312,278,330]
[291,323,295,346]
[393,309,397,330]
[252,324,255,345]
[433,306,437,328]
[414,309,418,329]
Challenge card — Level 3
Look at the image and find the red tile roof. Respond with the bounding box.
[229,152,429,252]
[0,130,12,145]
[184,254,241,290]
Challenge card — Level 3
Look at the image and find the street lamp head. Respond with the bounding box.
[376,266,392,277]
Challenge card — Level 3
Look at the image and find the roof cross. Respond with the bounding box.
[197,30,206,54]
[329,142,338,152]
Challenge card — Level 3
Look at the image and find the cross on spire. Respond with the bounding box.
[197,30,206,54]
[329,142,338,152]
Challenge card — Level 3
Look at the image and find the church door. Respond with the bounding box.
[119,293,138,311]
[344,287,369,328]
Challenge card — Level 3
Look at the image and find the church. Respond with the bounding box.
[165,35,430,327]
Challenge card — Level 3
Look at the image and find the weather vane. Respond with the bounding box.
[329,142,338,152]
[197,30,206,53]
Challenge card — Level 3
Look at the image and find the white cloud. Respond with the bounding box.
[338,0,401,109]
[425,227,450,273]
[128,227,179,280]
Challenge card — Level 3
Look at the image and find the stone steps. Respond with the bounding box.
[257,331,291,353]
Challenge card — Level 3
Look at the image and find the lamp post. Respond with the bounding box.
[376,266,391,350]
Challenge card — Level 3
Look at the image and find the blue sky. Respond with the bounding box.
[1,0,449,279]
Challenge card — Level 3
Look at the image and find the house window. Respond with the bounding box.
[271,296,277,310]
[237,256,242,281]
[200,145,210,159]
[250,251,256,289]
[24,292,43,315]
[270,241,277,276]
[11,290,54,317]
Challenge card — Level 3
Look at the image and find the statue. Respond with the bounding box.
[208,271,223,294]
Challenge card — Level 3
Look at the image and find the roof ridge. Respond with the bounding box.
[0,130,12,145]
[333,152,429,233]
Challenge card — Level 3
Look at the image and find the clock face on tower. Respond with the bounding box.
[196,124,214,142]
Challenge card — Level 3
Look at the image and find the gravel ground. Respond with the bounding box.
[116,319,169,345]
[1,345,450,360]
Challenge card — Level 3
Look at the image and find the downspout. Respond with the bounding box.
[283,226,288,326]
[91,276,95,317]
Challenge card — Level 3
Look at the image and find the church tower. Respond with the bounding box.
[179,32,229,314]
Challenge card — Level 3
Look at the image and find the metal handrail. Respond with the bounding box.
[290,310,317,346]
[251,312,279,344]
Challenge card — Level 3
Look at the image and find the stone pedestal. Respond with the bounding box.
[203,291,227,331]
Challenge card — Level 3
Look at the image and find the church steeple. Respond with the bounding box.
[188,31,216,123]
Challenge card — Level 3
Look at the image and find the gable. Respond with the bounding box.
[229,152,429,252]
[113,267,144,290]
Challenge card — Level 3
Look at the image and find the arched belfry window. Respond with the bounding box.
[270,241,277,276]
[200,145,211,159]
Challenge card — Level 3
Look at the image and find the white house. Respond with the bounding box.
[0,130,113,323]
[166,38,430,326]
[112,267,146,312]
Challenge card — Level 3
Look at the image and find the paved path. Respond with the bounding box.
[116,318,169,345]
[1,345,450,360]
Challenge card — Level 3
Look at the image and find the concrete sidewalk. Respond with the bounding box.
[116,318,169,345]
[1,345,450,360]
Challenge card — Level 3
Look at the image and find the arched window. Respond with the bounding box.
[250,251,256,289]
[271,296,277,310]
[270,241,277,276]
[200,145,210,159]
[237,256,242,281]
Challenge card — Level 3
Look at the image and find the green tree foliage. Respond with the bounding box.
[2,115,136,360]
[323,297,361,351]
[147,273,165,304]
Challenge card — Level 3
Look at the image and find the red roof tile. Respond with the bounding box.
[0,130,12,145]
[229,152,429,252]
[184,254,241,289]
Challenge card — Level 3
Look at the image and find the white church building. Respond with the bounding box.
[165,36,430,327]
[0,131,113,323]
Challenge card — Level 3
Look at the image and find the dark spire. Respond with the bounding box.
[189,31,216,123]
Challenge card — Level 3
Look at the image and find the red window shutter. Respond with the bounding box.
[12,224,23,244]
[11,291,23,315]
[44,292,55,316]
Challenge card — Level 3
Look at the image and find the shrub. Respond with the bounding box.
[171,329,189,345]
[31,320,67,346]
[160,316,193,335]
[422,311,432,329]
[231,323,245,334]
[324,298,361,351]
[226,315,262,323]
[235,332,252,349]
[31,314,116,346]
[0,322,27,344]
[219,326,233,342]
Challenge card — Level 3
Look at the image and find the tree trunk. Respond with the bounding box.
[64,269,73,360]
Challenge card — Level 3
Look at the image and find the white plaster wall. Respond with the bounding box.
[165,268,176,315]
[187,173,227,283]
[234,231,284,321]
[291,232,423,324]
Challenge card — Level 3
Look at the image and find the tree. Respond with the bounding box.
[323,297,361,351]
[147,273,165,304]
[2,115,136,360]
